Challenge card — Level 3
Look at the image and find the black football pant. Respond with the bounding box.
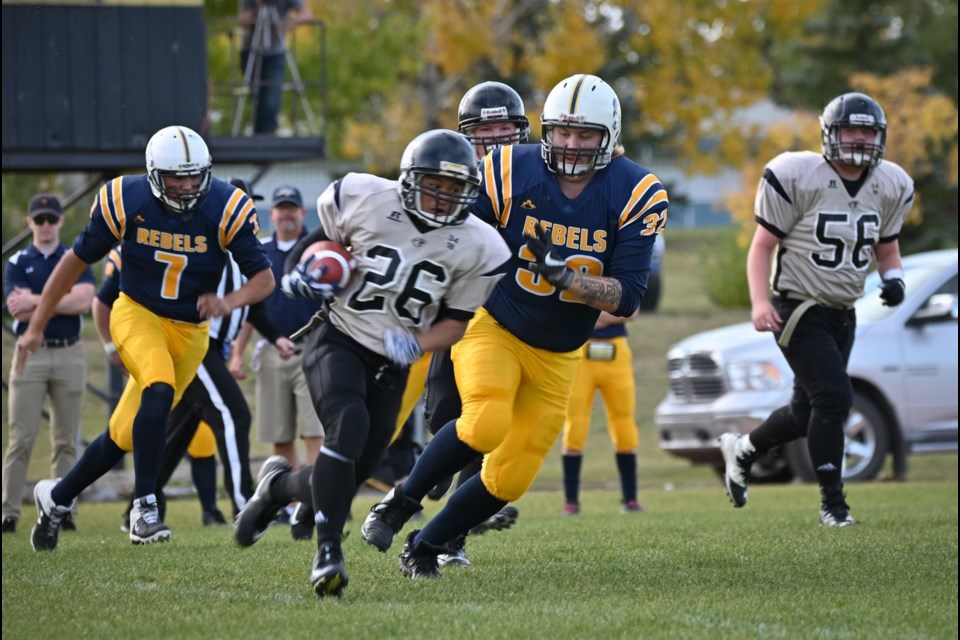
[302,322,407,543]
[749,298,856,489]
[156,338,254,517]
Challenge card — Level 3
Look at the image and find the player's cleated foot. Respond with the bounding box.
[621,499,646,514]
[290,502,314,541]
[234,455,293,547]
[61,511,78,531]
[469,505,519,535]
[819,484,856,527]
[361,485,423,552]
[30,479,74,551]
[426,474,454,501]
[129,494,172,545]
[311,541,348,598]
[399,530,443,579]
[562,502,580,516]
[202,509,228,526]
[437,534,471,567]
[719,432,755,508]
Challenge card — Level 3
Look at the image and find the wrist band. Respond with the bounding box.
[104,342,117,355]
[882,268,904,281]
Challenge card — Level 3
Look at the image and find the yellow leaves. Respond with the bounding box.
[527,4,606,93]
[850,68,959,186]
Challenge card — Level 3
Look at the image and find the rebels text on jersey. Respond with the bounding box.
[73,175,270,323]
[475,144,668,352]
[316,173,511,357]
[756,151,914,308]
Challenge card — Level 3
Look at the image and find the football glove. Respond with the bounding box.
[383,328,422,367]
[523,225,574,290]
[281,260,338,302]
[879,277,905,307]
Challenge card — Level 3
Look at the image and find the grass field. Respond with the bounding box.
[3,228,958,638]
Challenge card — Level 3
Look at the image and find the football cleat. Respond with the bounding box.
[437,534,471,567]
[562,502,580,516]
[621,500,646,514]
[311,541,348,598]
[719,433,755,508]
[399,530,443,579]
[820,485,856,527]
[30,479,74,552]
[361,485,423,552]
[129,494,172,545]
[469,505,519,535]
[202,509,228,527]
[290,502,314,541]
[234,455,292,547]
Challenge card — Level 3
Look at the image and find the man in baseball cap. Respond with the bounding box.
[28,194,63,220]
[271,186,303,209]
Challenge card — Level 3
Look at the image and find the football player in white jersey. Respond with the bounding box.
[719,92,914,526]
[232,129,510,598]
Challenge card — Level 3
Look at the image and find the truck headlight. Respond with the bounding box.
[726,362,784,391]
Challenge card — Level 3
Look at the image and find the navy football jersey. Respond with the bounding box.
[474,144,668,352]
[74,175,270,323]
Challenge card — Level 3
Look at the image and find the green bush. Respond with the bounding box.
[702,226,751,309]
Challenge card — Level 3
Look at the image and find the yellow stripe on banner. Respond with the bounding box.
[111,177,127,239]
[98,184,121,240]
[483,154,500,222]
[498,145,514,227]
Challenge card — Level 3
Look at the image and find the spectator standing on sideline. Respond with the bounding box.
[360,74,668,581]
[561,310,644,516]
[238,0,312,134]
[232,129,510,598]
[719,92,913,527]
[19,125,273,551]
[2,195,96,534]
[230,185,325,537]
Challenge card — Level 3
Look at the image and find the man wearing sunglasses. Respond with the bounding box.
[3,194,96,535]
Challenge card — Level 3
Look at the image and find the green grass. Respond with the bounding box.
[3,483,957,640]
[3,227,958,638]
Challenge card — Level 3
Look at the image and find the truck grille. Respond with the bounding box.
[667,353,726,402]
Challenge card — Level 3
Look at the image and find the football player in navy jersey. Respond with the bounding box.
[361,74,668,579]
[16,125,274,551]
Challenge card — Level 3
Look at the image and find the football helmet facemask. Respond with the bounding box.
[146,126,213,213]
[820,92,887,168]
[398,129,481,228]
[541,74,621,176]
[458,81,531,158]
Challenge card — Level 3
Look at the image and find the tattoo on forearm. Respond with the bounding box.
[572,272,621,309]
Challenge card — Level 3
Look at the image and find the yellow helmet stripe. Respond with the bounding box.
[176,126,192,163]
[566,74,587,114]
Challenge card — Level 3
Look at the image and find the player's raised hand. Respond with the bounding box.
[523,225,574,290]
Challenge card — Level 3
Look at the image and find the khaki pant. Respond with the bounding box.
[2,342,86,522]
[255,342,323,444]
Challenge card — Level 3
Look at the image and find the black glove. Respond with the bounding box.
[880,277,905,307]
[523,225,574,290]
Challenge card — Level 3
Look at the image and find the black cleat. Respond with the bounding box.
[399,530,443,579]
[469,505,519,536]
[290,502,314,541]
[129,495,172,545]
[30,479,73,552]
[311,541,348,597]
[361,485,423,552]
[234,456,292,547]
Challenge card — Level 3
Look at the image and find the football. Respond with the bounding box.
[300,240,354,289]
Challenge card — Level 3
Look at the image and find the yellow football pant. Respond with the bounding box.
[108,294,209,450]
[452,308,580,502]
[563,336,639,452]
[187,420,217,459]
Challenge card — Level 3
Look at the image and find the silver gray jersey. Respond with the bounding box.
[756,151,914,308]
[316,172,510,356]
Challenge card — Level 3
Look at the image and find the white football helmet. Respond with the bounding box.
[146,125,213,213]
[540,74,621,176]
